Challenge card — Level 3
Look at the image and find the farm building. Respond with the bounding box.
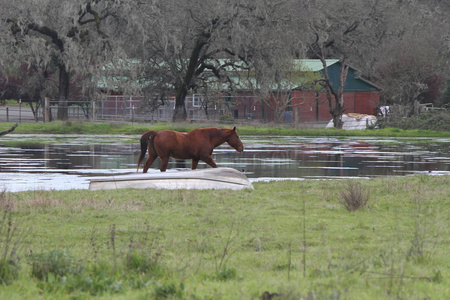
[98,59,381,124]
[290,59,381,123]
[229,59,380,123]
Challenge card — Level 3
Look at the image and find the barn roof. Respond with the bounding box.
[295,59,340,71]
[292,59,381,91]
[98,59,381,92]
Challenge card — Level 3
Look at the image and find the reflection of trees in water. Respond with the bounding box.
[0,138,448,177]
[25,144,134,170]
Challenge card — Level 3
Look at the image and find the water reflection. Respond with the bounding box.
[235,137,449,179]
[0,134,449,192]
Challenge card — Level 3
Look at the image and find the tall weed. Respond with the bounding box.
[0,197,27,285]
[124,222,164,276]
[339,181,370,211]
[407,187,441,263]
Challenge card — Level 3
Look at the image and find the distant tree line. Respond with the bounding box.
[1,0,449,125]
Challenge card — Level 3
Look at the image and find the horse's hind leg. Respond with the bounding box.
[143,153,158,173]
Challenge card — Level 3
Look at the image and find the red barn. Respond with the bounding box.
[226,59,380,123]
[95,59,381,124]
[290,59,381,123]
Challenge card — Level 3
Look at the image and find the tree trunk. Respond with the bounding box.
[172,85,188,122]
[171,36,207,122]
[57,64,70,121]
[274,108,285,123]
[331,107,344,129]
[310,26,349,129]
[330,92,345,129]
[203,99,209,120]
[320,60,348,129]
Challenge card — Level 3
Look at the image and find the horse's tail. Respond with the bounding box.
[136,130,158,172]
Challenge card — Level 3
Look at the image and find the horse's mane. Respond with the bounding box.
[192,127,231,142]
[206,127,230,137]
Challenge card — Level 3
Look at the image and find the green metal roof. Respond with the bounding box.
[98,59,380,92]
[294,59,340,71]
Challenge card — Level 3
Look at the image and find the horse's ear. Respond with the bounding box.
[232,126,236,132]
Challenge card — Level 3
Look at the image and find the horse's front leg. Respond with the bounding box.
[201,155,217,168]
[159,156,170,172]
[191,159,199,170]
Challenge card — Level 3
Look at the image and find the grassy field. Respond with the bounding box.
[1,121,449,298]
[0,175,449,299]
[1,121,450,137]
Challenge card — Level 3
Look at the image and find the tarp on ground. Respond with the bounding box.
[326,113,377,130]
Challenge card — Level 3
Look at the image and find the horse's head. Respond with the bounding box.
[227,126,244,153]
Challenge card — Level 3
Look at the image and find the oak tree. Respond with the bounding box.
[1,0,123,120]
[129,0,295,122]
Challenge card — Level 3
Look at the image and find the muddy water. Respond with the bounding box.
[1,134,449,192]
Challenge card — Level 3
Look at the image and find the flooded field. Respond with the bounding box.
[1,134,449,192]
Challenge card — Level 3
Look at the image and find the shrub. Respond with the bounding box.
[0,259,19,285]
[30,250,83,281]
[125,251,163,275]
[153,281,184,299]
[219,114,235,123]
[0,209,26,285]
[215,267,237,281]
[0,190,15,211]
[64,263,123,296]
[378,110,450,131]
[124,222,164,276]
[339,181,370,211]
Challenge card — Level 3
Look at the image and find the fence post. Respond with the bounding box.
[19,99,22,123]
[6,107,9,122]
[91,100,96,121]
[115,96,118,117]
[44,97,50,123]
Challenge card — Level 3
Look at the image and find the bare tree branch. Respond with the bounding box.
[0,123,18,137]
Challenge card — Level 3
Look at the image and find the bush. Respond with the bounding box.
[0,259,19,285]
[63,263,123,296]
[30,252,124,295]
[215,267,237,281]
[123,222,165,276]
[153,281,184,299]
[378,110,450,131]
[125,251,163,275]
[219,114,235,123]
[339,181,370,212]
[0,209,25,285]
[30,250,83,281]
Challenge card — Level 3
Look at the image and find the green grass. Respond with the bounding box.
[1,121,450,137]
[1,175,449,299]
[0,100,33,107]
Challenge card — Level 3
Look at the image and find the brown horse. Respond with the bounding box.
[136,127,244,172]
